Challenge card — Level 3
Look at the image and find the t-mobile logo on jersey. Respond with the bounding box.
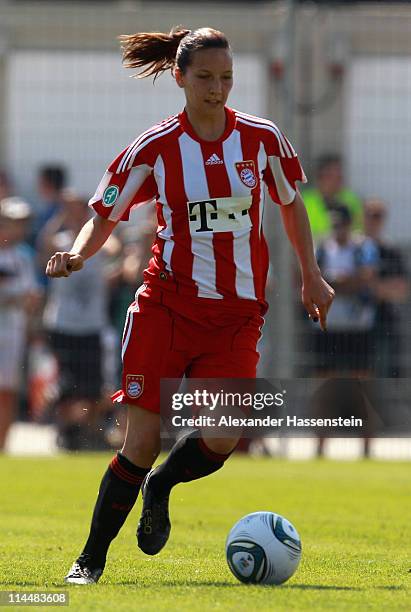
[187,196,253,233]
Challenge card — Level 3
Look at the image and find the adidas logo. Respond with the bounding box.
[205,153,224,165]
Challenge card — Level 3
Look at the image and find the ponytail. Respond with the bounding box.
[119,27,190,80]
[119,26,230,81]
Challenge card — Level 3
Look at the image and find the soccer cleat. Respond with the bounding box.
[137,469,171,555]
[64,560,103,585]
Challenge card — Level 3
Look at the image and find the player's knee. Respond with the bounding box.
[121,406,161,465]
[121,435,160,466]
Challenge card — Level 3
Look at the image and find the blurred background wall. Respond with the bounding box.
[0,2,410,234]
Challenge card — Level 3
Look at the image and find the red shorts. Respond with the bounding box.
[111,284,264,413]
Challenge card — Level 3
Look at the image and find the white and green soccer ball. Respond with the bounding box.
[225,512,302,585]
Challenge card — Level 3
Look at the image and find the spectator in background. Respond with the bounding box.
[313,205,378,376]
[0,197,41,451]
[39,191,110,450]
[311,205,379,458]
[364,198,410,377]
[32,165,67,247]
[0,170,14,200]
[303,154,363,242]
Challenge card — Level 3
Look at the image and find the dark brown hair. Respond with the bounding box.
[119,26,230,81]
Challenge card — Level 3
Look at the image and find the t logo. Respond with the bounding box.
[187,196,253,234]
[188,200,218,232]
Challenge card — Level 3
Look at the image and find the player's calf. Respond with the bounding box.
[137,431,234,555]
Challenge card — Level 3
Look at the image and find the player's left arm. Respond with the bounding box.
[280,191,335,331]
[262,124,334,329]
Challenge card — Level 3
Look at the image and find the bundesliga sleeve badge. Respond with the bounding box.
[126,374,144,399]
[102,185,120,207]
[235,160,257,189]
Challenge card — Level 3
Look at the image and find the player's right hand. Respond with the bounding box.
[45,252,84,278]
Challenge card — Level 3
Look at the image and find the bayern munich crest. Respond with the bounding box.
[235,160,257,189]
[126,374,144,399]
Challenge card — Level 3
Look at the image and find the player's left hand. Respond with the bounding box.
[301,272,335,332]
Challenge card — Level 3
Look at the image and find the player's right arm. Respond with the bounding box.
[45,215,117,278]
[46,129,158,279]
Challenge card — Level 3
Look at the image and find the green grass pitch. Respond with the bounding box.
[0,454,409,611]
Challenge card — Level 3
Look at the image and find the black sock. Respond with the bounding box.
[149,431,234,496]
[79,452,149,569]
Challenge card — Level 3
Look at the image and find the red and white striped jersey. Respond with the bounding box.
[89,106,306,310]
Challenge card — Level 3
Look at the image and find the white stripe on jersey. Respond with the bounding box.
[235,110,294,156]
[178,132,222,299]
[108,164,152,222]
[236,115,286,157]
[117,115,178,174]
[125,119,179,172]
[268,155,296,205]
[257,141,267,233]
[233,229,256,299]
[121,311,134,362]
[235,111,294,158]
[222,130,256,299]
[119,118,180,174]
[122,309,131,346]
[88,170,113,206]
[154,155,174,272]
[121,285,145,361]
[281,133,296,157]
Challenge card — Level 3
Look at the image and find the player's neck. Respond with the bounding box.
[185,106,227,141]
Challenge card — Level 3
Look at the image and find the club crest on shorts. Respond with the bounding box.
[235,160,257,189]
[126,374,144,399]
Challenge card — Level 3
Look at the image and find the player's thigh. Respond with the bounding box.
[187,316,261,445]
[188,314,263,378]
[189,349,259,378]
[120,297,188,412]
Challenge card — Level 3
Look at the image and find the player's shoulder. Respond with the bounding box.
[110,114,180,172]
[233,109,283,136]
[145,113,180,133]
[233,108,295,156]
[133,113,180,147]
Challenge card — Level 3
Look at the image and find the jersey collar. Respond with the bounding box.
[179,106,236,144]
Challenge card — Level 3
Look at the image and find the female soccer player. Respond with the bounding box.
[46,27,334,584]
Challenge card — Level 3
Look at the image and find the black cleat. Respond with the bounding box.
[64,556,103,585]
[137,469,171,555]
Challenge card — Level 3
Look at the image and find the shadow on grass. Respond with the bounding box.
[117,581,405,591]
[283,585,361,591]
[117,581,358,590]
[288,585,404,592]
[5,580,405,591]
[117,580,239,587]
[2,582,69,588]
[373,586,405,591]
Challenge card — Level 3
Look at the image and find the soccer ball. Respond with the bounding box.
[225,512,302,585]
